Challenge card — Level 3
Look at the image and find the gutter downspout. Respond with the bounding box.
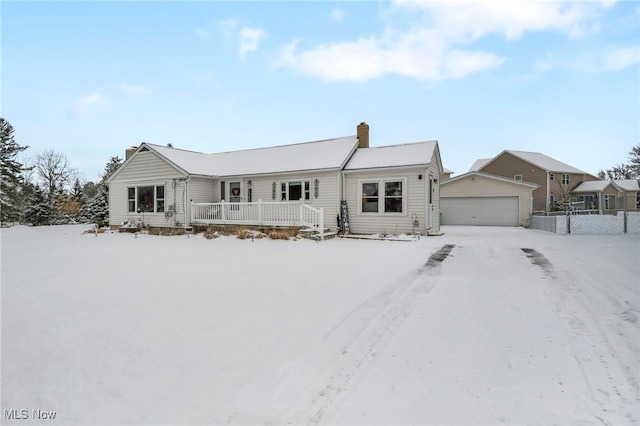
[184,176,191,227]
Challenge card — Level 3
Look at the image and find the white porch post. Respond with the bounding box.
[221,200,226,222]
[319,207,324,240]
[299,199,304,224]
[258,199,263,225]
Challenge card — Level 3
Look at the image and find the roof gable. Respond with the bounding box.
[344,140,439,171]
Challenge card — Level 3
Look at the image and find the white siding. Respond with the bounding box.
[220,171,341,231]
[343,167,429,235]
[109,151,188,228]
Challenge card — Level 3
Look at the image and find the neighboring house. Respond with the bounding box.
[570,180,624,214]
[615,179,640,211]
[440,171,538,227]
[107,123,443,237]
[470,150,599,212]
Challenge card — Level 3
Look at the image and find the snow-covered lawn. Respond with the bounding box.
[2,225,639,425]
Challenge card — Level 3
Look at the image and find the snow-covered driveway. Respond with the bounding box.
[2,225,638,425]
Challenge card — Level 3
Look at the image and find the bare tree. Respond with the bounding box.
[34,149,74,197]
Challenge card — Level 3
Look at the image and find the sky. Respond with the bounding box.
[2,0,639,183]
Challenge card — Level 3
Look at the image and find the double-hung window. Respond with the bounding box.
[561,174,570,185]
[127,185,165,213]
[359,178,406,214]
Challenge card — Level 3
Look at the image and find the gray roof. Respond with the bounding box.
[344,140,439,171]
[471,150,590,174]
[571,180,623,193]
[469,158,491,172]
[143,136,359,177]
[615,179,640,191]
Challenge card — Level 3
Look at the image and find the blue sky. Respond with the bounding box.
[3,1,639,182]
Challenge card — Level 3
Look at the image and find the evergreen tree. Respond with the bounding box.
[629,144,640,178]
[0,117,29,224]
[100,156,123,185]
[24,185,51,226]
[82,192,109,227]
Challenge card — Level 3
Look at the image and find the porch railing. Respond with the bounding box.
[191,200,324,239]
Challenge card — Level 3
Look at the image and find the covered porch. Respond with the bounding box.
[190,200,326,239]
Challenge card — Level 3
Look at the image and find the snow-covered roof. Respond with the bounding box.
[571,180,623,193]
[468,158,491,172]
[442,171,538,188]
[615,179,640,191]
[144,136,359,177]
[344,140,438,171]
[505,150,588,174]
[470,150,590,175]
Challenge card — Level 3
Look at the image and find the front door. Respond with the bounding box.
[229,181,242,202]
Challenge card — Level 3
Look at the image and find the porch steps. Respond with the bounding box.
[300,227,338,240]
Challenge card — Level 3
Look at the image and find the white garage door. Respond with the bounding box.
[441,196,519,226]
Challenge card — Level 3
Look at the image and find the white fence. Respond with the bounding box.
[191,200,325,238]
[530,211,640,235]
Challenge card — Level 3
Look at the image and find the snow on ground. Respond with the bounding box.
[1,225,638,425]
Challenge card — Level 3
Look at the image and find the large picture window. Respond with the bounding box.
[127,185,165,213]
[360,178,406,214]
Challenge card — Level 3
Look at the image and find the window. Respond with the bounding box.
[605,194,616,209]
[127,185,165,213]
[156,186,164,212]
[360,178,406,214]
[562,174,570,185]
[550,173,554,180]
[280,180,311,201]
[362,182,379,212]
[514,175,523,181]
[636,193,640,210]
[127,188,135,212]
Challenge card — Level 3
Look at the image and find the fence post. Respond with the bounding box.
[190,201,194,223]
[258,199,263,225]
[319,207,324,240]
[221,200,226,223]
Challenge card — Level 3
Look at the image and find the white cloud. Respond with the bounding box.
[75,92,103,115]
[602,45,640,72]
[273,28,503,82]
[331,8,345,22]
[238,27,267,59]
[119,83,151,96]
[273,0,615,82]
[392,0,607,40]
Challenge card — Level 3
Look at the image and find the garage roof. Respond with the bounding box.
[442,171,539,188]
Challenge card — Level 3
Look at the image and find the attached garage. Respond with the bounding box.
[441,196,519,226]
[440,172,538,227]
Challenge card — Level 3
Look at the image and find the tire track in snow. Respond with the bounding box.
[522,247,639,425]
[267,245,455,425]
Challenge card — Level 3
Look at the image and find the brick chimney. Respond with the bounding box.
[357,122,369,149]
[125,146,138,160]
